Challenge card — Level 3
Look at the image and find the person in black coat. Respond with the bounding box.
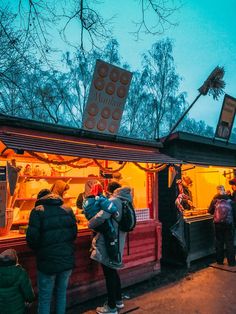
[26,189,77,314]
[208,185,235,266]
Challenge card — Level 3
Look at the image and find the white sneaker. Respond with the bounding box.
[96,303,118,314]
[116,300,124,309]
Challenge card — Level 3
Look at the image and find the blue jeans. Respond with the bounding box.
[37,269,72,314]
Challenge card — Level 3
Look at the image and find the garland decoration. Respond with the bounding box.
[49,164,73,173]
[93,159,127,173]
[133,162,167,173]
[28,151,82,165]
[28,151,167,173]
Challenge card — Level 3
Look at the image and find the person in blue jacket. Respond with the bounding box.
[83,183,120,265]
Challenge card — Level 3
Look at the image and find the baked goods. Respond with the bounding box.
[105,82,116,95]
[112,108,122,120]
[97,63,109,77]
[94,78,105,91]
[87,103,99,116]
[109,69,120,82]
[108,122,118,133]
[120,72,131,85]
[97,119,107,131]
[117,86,126,98]
[101,107,111,119]
[84,117,96,129]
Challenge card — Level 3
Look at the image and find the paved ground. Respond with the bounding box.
[67,257,236,314]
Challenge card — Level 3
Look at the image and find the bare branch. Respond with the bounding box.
[132,0,182,40]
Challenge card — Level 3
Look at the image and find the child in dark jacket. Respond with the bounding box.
[0,248,35,314]
[83,183,121,265]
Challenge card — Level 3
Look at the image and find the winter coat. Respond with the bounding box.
[26,193,78,275]
[0,261,35,314]
[208,193,231,214]
[208,193,236,226]
[88,187,133,269]
[76,192,85,209]
[83,195,118,220]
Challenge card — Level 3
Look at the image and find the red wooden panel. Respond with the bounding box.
[0,221,162,305]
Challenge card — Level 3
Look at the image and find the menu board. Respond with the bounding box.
[82,59,132,135]
[215,94,236,141]
[0,167,7,227]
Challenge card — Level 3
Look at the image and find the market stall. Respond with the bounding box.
[0,113,181,306]
[159,131,236,267]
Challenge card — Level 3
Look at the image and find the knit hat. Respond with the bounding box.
[0,249,18,264]
[84,179,100,196]
[51,180,69,197]
[37,189,51,199]
[90,183,103,196]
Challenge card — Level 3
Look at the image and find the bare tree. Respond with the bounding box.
[1,1,181,56]
[141,38,182,138]
[133,0,182,40]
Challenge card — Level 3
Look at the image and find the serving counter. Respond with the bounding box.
[0,114,175,307]
[184,214,215,267]
[0,220,161,306]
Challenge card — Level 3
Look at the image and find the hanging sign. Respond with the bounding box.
[215,94,236,141]
[0,166,7,227]
[82,59,132,135]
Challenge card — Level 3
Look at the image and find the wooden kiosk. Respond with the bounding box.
[0,113,180,306]
[159,131,236,267]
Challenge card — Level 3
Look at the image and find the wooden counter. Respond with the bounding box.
[0,220,161,307]
[184,214,215,267]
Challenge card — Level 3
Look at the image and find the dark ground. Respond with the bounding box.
[66,255,229,314]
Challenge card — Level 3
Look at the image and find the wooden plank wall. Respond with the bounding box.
[0,221,161,306]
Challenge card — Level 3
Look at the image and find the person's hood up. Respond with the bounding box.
[35,193,63,207]
[0,264,23,288]
[213,193,230,200]
[0,249,18,267]
[51,180,69,197]
[113,186,133,203]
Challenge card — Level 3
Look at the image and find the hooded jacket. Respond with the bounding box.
[88,187,133,269]
[26,193,77,274]
[208,193,231,215]
[0,250,35,314]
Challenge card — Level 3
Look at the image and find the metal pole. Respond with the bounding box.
[164,93,202,142]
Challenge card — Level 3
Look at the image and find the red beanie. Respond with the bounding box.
[90,183,103,196]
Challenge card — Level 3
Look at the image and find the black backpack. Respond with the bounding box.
[118,200,136,232]
[214,199,233,224]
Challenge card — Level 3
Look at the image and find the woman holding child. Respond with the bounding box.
[86,181,133,314]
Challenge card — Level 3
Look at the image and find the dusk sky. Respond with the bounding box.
[7,0,236,130]
[99,0,236,129]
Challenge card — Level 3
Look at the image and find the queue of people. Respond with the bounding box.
[1,175,235,314]
[0,178,132,314]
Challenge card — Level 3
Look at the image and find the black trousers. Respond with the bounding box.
[215,223,235,265]
[102,264,122,309]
